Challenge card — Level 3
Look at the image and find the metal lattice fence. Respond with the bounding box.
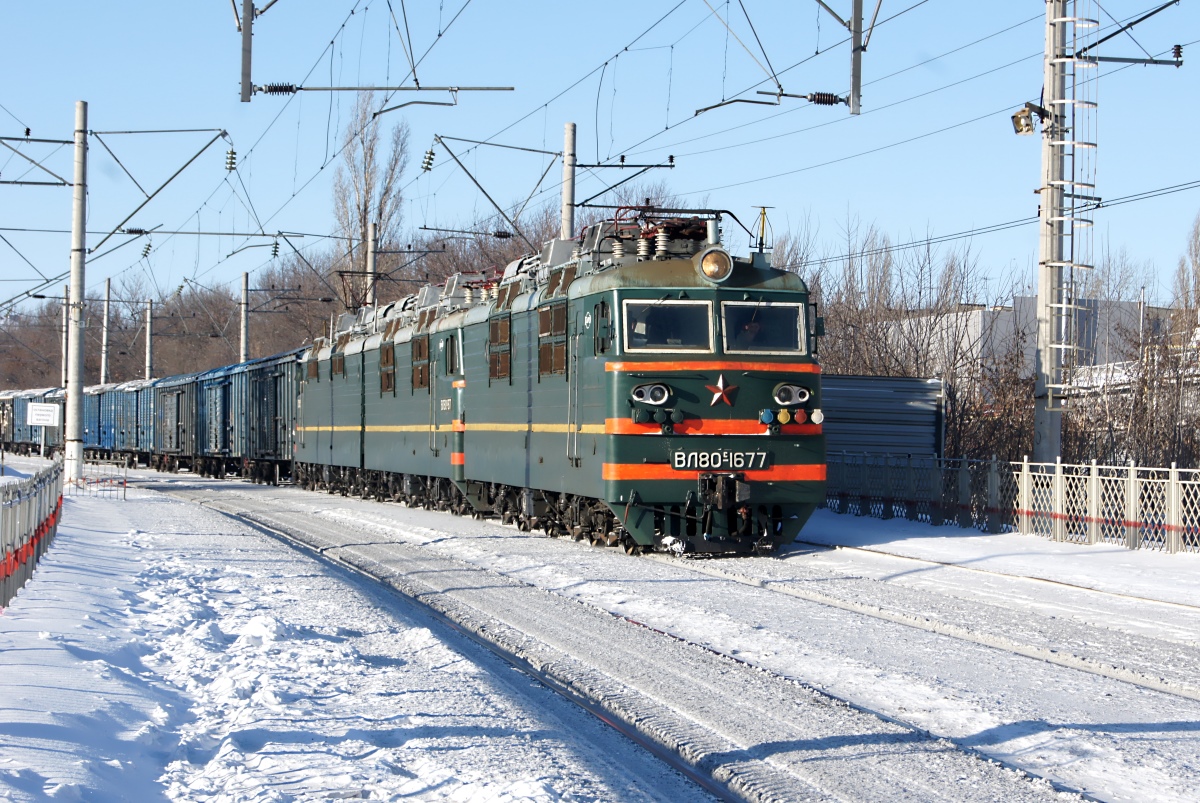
[63,458,128,500]
[825,452,1200,555]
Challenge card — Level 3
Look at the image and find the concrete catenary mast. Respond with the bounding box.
[240,272,250,363]
[365,222,377,308]
[560,123,576,239]
[60,284,68,388]
[64,101,88,482]
[100,278,111,384]
[144,299,154,380]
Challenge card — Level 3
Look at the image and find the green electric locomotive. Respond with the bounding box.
[294,207,825,555]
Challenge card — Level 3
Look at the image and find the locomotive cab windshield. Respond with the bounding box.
[721,301,806,355]
[623,300,713,352]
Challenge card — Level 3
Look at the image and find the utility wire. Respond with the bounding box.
[0,232,47,280]
[781,179,1200,271]
[738,0,782,90]
[443,0,958,233]
[436,18,1041,232]
[478,2,1175,226]
[622,11,1039,158]
[0,101,30,131]
[698,0,781,91]
[676,49,1041,159]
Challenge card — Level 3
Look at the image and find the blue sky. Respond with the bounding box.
[1,1,1197,311]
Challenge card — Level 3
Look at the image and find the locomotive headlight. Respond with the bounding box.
[631,383,671,406]
[695,247,733,283]
[773,384,810,406]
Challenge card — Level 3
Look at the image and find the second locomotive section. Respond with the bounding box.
[294,211,826,554]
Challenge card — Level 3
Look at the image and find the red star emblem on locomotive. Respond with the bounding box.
[706,373,738,406]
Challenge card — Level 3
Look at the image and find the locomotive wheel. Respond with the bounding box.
[621,535,642,556]
[603,531,622,548]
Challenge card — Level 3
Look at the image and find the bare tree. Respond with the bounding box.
[1172,213,1200,312]
[332,91,410,308]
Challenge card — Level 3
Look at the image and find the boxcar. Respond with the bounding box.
[152,373,200,472]
[243,348,303,483]
[83,383,118,456]
[136,378,160,464]
[107,379,150,464]
[196,364,239,477]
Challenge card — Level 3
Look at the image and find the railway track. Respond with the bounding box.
[641,550,1200,703]
[146,477,1078,802]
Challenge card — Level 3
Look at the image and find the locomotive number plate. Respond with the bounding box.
[672,450,770,470]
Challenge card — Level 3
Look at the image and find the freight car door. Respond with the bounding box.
[205,384,227,454]
[264,373,280,457]
[162,391,180,452]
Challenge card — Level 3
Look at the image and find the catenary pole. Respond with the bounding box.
[850,0,863,115]
[1034,1,1067,462]
[560,123,576,239]
[365,222,377,307]
[240,272,249,362]
[100,278,110,384]
[144,299,153,380]
[64,100,88,482]
[60,284,68,388]
[240,0,254,102]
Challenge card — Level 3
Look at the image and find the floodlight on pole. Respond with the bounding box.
[1012,107,1035,135]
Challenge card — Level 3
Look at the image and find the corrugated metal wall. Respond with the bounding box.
[822,375,943,457]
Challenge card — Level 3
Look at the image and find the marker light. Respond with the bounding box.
[810,409,825,425]
[632,383,671,406]
[695,247,734,283]
[773,384,811,406]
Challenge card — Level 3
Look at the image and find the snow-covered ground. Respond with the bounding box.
[2,457,1199,801]
[0,460,708,801]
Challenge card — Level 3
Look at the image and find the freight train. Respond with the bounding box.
[0,206,827,555]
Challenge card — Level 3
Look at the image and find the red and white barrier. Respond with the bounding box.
[1,462,65,607]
